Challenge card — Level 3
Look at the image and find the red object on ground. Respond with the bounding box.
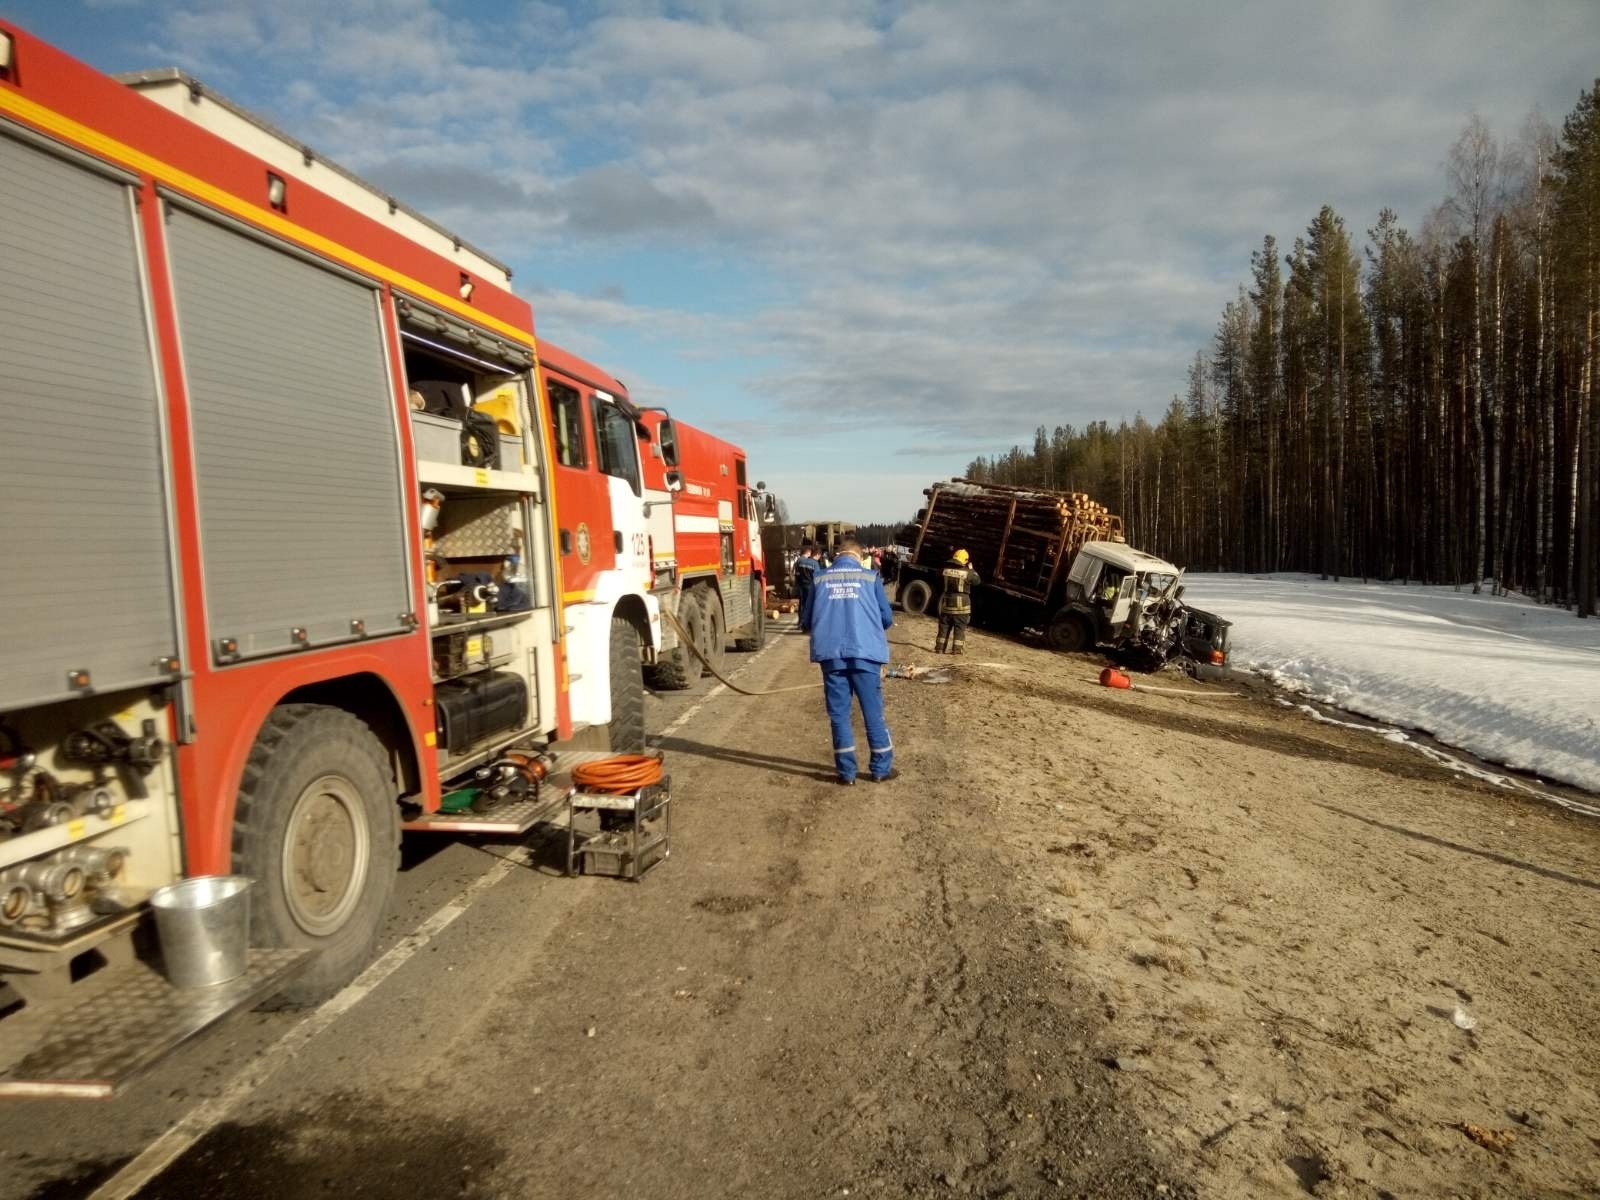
[1099,667,1132,689]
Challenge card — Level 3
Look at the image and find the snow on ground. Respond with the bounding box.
[1180,574,1600,794]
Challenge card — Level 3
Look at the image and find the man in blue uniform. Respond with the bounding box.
[792,542,819,608]
[799,539,896,785]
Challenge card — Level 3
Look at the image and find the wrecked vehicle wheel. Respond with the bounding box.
[900,579,933,615]
[1045,610,1091,653]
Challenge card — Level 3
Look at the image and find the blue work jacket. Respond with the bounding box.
[792,556,819,587]
[801,554,893,664]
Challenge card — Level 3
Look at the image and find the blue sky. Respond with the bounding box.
[7,0,1598,522]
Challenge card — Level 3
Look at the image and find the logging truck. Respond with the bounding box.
[896,480,1226,668]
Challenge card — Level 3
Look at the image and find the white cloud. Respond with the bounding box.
[126,0,1600,520]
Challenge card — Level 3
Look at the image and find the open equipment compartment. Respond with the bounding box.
[401,302,559,779]
[401,302,532,476]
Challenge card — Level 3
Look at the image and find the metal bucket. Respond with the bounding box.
[149,875,254,988]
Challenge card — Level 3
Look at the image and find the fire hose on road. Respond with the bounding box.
[659,606,822,696]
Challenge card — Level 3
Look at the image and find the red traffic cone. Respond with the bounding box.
[1099,666,1132,689]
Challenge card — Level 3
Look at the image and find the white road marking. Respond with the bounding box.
[89,846,535,1200]
[92,630,798,1198]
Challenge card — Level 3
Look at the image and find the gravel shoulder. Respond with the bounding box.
[7,614,1597,1200]
[918,614,1600,1198]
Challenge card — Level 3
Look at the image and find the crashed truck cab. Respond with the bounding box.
[1059,542,1188,664]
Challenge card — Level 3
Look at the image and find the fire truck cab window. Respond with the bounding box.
[593,400,641,495]
[547,380,587,468]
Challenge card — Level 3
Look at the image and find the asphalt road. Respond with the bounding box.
[11,613,1590,1198]
[2,619,1182,1200]
[0,639,739,1199]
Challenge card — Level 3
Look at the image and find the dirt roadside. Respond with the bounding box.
[54,622,1185,1200]
[913,615,1600,1198]
[10,614,1596,1200]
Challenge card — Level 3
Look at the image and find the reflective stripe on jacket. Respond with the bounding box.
[939,563,979,615]
[802,554,894,663]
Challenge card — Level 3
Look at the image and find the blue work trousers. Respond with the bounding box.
[821,659,893,782]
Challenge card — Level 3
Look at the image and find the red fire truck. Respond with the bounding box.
[640,413,774,687]
[0,22,656,1094]
[537,341,658,748]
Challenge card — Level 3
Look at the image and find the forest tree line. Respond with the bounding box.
[964,83,1600,616]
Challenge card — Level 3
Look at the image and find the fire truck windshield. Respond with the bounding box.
[594,401,642,495]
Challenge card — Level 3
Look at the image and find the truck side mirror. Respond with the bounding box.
[665,470,684,493]
[763,494,777,521]
[657,418,680,467]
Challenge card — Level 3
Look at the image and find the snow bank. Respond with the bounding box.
[1180,574,1600,793]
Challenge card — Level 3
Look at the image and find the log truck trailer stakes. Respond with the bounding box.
[0,22,757,1094]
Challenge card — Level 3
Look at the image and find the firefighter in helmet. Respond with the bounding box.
[935,549,980,654]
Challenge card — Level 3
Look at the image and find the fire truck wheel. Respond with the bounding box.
[734,580,765,651]
[900,578,933,616]
[695,586,728,678]
[234,703,400,1007]
[647,596,705,690]
[1045,610,1092,654]
[608,615,647,753]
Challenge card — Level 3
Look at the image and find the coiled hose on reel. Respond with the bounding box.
[572,755,665,794]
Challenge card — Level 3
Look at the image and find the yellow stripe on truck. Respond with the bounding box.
[0,88,536,350]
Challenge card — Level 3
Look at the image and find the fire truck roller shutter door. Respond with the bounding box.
[164,204,411,660]
[0,129,181,710]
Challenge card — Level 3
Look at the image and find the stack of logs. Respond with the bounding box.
[914,479,1124,595]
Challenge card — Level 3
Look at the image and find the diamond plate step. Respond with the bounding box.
[401,789,572,835]
[402,749,630,835]
[0,948,310,1099]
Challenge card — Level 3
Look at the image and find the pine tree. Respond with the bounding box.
[1555,80,1600,615]
[960,92,1596,606]
[1249,236,1283,571]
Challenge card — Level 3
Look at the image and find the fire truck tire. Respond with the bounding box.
[734,579,765,651]
[648,596,705,690]
[695,585,728,678]
[900,578,933,616]
[233,703,399,1008]
[1046,610,1092,654]
[608,615,647,753]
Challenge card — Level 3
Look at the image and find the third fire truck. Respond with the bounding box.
[639,413,774,688]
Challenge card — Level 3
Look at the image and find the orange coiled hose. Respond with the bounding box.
[572,754,665,794]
